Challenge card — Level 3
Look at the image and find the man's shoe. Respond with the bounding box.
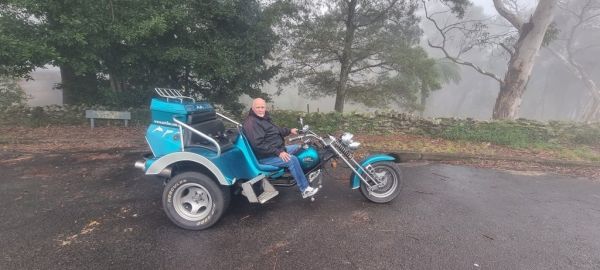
[302,186,319,199]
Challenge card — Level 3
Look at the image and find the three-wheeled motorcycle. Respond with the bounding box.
[135,88,403,230]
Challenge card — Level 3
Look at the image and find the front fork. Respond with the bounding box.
[349,154,397,189]
[327,145,389,189]
[331,146,379,189]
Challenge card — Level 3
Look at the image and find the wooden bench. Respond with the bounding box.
[85,110,131,129]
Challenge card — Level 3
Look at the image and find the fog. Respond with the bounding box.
[19,66,62,107]
[267,0,600,121]
[20,1,599,122]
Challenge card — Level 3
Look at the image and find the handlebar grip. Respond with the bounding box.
[289,135,303,142]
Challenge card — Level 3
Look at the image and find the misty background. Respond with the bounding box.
[19,0,598,121]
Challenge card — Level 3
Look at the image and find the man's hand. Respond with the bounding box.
[290,128,298,135]
[279,151,291,162]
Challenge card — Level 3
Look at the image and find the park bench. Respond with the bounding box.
[85,110,131,129]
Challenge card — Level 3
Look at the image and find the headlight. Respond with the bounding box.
[341,132,354,145]
[348,141,361,150]
[340,132,360,150]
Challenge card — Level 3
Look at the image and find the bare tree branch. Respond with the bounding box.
[428,41,503,84]
[550,0,600,121]
[350,61,389,73]
[423,0,503,85]
[499,42,514,56]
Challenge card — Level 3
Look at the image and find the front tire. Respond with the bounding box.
[162,172,230,230]
[359,161,402,203]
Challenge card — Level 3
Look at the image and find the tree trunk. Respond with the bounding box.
[59,65,98,105]
[109,72,123,93]
[492,0,559,119]
[334,0,357,113]
[60,65,77,105]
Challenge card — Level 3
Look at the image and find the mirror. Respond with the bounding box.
[302,125,309,132]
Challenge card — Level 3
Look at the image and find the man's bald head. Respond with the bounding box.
[251,98,267,117]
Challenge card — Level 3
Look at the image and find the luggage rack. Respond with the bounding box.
[155,88,195,103]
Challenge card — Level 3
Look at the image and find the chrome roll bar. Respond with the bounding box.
[172,118,221,157]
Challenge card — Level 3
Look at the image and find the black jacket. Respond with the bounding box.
[243,109,291,159]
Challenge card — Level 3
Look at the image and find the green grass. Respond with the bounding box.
[437,121,553,148]
[555,146,600,162]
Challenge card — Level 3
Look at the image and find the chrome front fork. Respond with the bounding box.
[328,145,383,189]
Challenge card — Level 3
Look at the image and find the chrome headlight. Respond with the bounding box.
[340,132,360,150]
[341,132,354,145]
[348,141,361,150]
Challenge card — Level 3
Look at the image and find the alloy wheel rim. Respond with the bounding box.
[173,183,213,221]
[369,166,398,198]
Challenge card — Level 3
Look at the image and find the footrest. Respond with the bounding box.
[241,175,279,204]
[258,191,279,204]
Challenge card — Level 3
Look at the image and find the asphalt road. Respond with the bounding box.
[1,151,600,270]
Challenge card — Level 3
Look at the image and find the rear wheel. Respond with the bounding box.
[359,161,402,203]
[162,172,230,230]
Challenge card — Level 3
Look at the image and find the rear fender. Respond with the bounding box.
[350,154,396,189]
[146,152,230,185]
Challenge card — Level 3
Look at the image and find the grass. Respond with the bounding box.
[554,147,600,162]
[436,121,553,148]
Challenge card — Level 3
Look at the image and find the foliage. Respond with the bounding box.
[0,104,150,127]
[2,103,599,157]
[277,0,468,113]
[0,6,55,78]
[0,0,287,113]
[436,120,554,148]
[0,76,28,108]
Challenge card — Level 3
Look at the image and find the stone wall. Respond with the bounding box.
[2,105,598,147]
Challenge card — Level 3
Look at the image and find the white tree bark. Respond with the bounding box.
[492,0,559,119]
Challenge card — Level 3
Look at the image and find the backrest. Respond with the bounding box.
[186,117,233,152]
[237,129,281,172]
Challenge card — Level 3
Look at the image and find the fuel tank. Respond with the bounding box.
[296,146,320,171]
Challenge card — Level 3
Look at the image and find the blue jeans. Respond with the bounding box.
[259,145,309,192]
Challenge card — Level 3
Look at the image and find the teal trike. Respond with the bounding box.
[135,88,403,230]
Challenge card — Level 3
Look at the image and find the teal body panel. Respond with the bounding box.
[146,98,215,158]
[296,146,320,170]
[233,133,284,177]
[145,124,181,157]
[150,98,213,123]
[350,154,396,189]
[186,145,254,184]
[142,97,287,184]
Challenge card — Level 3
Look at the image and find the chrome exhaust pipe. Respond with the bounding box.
[134,160,146,171]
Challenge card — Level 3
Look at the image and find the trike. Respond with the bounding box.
[134,88,403,230]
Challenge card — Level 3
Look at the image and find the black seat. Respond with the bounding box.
[185,118,234,152]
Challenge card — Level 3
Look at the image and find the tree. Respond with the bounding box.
[0,0,284,112]
[547,0,600,122]
[424,0,560,120]
[278,0,469,113]
[0,5,55,78]
[0,76,28,108]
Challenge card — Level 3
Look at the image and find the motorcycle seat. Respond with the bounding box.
[238,131,281,172]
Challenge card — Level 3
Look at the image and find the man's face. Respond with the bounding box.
[252,99,267,117]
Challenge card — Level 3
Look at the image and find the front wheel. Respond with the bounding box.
[359,161,402,203]
[162,172,230,230]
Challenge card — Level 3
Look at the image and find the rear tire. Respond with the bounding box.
[359,161,402,203]
[162,172,230,230]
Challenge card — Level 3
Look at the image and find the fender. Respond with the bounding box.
[146,152,230,185]
[350,154,396,189]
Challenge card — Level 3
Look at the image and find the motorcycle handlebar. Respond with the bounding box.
[288,135,304,142]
